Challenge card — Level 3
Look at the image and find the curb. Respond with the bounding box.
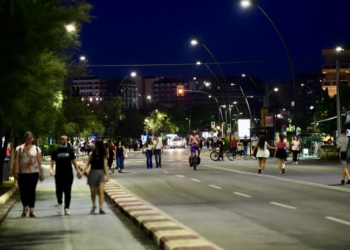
[104,182,223,250]
[0,184,18,205]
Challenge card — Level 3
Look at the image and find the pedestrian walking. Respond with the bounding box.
[142,138,154,169]
[254,135,275,174]
[107,139,115,172]
[275,134,288,174]
[50,135,81,215]
[250,133,259,160]
[115,140,126,173]
[291,136,301,164]
[80,140,110,214]
[241,136,249,159]
[14,131,44,218]
[336,130,350,185]
[73,140,80,159]
[153,134,164,168]
[230,137,237,158]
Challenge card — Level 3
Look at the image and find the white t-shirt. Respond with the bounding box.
[291,140,301,151]
[154,139,163,149]
[251,136,259,147]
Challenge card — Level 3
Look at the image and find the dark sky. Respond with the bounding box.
[80,0,350,83]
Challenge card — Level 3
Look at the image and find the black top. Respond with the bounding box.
[90,153,105,170]
[116,146,124,157]
[241,139,249,146]
[51,147,76,177]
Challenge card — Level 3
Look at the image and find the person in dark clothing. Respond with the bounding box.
[218,138,225,161]
[81,140,109,214]
[50,135,81,216]
[240,136,249,159]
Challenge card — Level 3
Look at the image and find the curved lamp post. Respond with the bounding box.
[191,39,230,109]
[264,87,278,107]
[242,74,262,101]
[113,72,137,99]
[241,0,296,134]
[231,83,252,123]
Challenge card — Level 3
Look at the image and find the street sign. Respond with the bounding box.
[211,121,215,128]
[265,116,274,127]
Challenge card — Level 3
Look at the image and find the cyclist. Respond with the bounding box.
[189,130,201,166]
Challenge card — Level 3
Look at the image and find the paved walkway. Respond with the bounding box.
[0,164,157,250]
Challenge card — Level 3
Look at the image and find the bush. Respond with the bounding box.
[320,151,339,161]
[40,144,58,156]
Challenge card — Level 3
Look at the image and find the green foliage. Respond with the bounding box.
[0,0,92,138]
[320,152,338,161]
[301,135,322,149]
[144,111,178,135]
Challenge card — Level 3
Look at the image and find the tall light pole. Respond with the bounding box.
[189,79,211,129]
[186,118,191,137]
[242,74,262,101]
[241,0,296,134]
[336,47,344,137]
[191,39,231,134]
[114,72,137,99]
[264,88,278,107]
[231,83,253,124]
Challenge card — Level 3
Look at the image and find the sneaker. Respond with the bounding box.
[57,204,64,215]
[99,209,106,214]
[258,169,261,174]
[64,208,70,215]
[341,180,345,185]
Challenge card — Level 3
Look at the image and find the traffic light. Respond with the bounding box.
[177,85,185,96]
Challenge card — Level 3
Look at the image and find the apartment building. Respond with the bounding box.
[72,75,107,103]
[322,48,350,97]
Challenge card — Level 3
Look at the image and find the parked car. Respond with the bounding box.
[169,137,186,148]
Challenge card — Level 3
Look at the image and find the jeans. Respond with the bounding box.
[243,146,248,156]
[154,149,162,167]
[117,157,124,169]
[55,174,74,209]
[146,150,153,168]
[231,147,237,157]
[292,150,299,162]
[17,173,39,208]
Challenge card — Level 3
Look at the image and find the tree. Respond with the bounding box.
[144,111,178,135]
[0,0,92,183]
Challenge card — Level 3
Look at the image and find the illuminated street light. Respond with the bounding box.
[113,72,137,99]
[65,24,76,33]
[241,0,296,134]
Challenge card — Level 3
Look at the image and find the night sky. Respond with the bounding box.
[80,0,350,83]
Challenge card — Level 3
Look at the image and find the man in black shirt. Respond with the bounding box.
[50,135,81,216]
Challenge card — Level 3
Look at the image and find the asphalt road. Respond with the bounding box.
[110,148,350,250]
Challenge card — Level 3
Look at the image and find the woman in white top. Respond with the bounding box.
[290,136,301,164]
[142,138,154,169]
[254,135,275,174]
[14,131,44,217]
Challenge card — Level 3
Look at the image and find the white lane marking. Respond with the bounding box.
[176,175,184,178]
[234,192,252,198]
[163,171,170,174]
[209,185,222,190]
[270,202,297,210]
[191,178,201,182]
[204,165,350,194]
[325,216,350,226]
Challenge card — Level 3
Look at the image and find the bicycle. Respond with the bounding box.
[189,151,200,170]
[210,148,234,161]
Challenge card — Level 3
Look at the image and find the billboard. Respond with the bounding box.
[238,119,250,138]
[265,115,274,127]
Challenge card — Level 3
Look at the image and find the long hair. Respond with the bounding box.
[257,135,266,149]
[145,138,153,147]
[92,140,106,158]
[107,139,113,148]
[279,134,284,142]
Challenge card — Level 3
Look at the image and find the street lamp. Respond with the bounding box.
[186,118,191,137]
[65,24,76,33]
[231,83,253,123]
[113,72,137,99]
[336,47,344,137]
[301,83,312,94]
[264,88,278,107]
[147,95,152,103]
[241,0,296,134]
[70,56,86,66]
[242,74,262,101]
[191,39,230,120]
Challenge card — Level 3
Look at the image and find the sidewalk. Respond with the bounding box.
[0,165,157,250]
